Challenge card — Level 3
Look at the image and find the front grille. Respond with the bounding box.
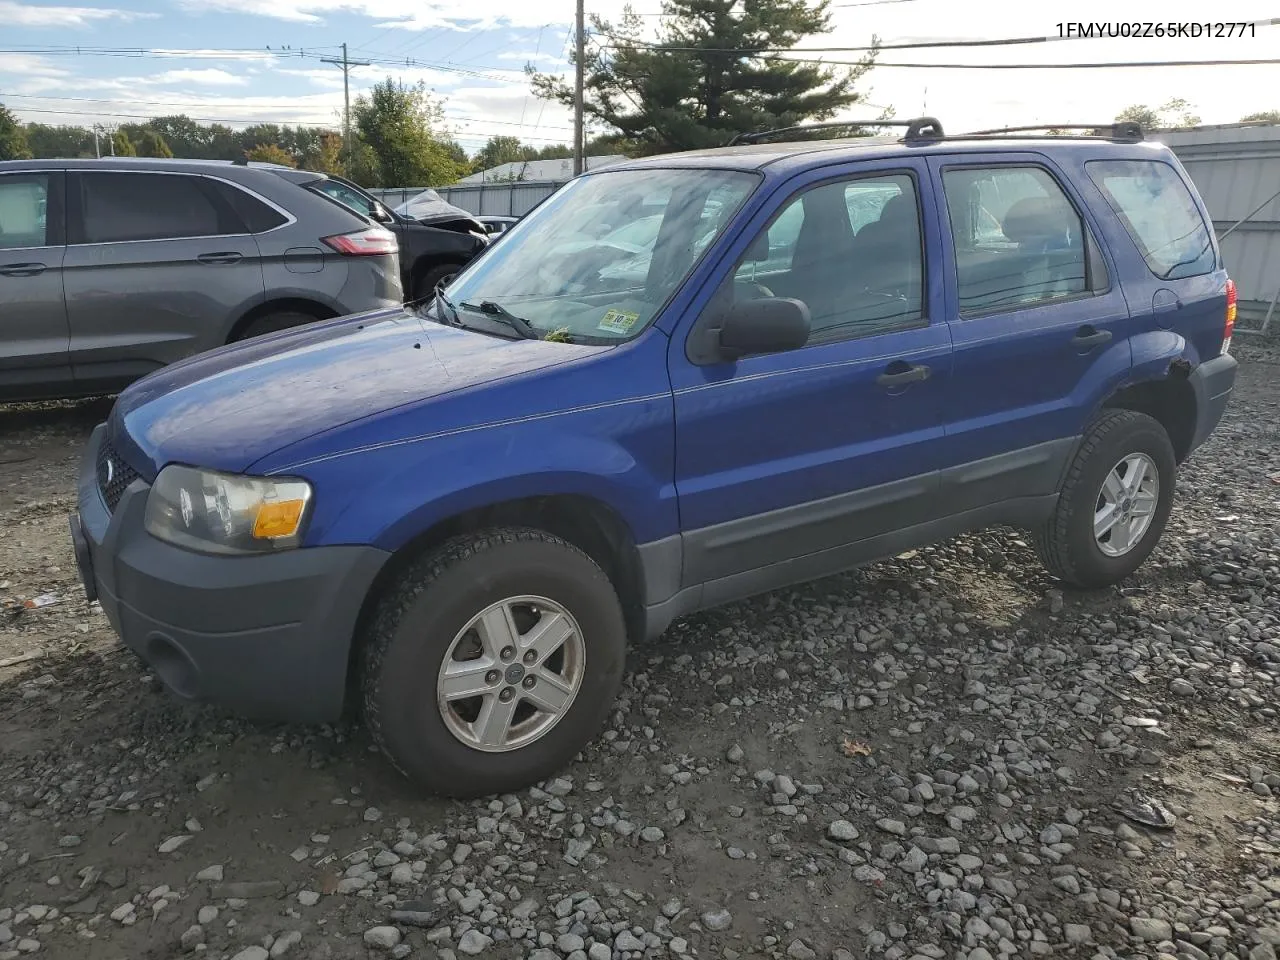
[97,439,141,513]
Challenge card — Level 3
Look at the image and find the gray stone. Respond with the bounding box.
[876,818,907,836]
[589,944,612,960]
[726,744,745,764]
[271,931,303,958]
[231,949,269,960]
[787,940,816,960]
[194,865,224,882]
[640,827,665,842]
[616,931,645,952]
[828,820,859,842]
[558,934,586,953]
[702,909,733,932]
[364,927,402,951]
[899,846,928,873]
[458,930,492,955]
[1063,924,1091,944]
[1129,917,1173,941]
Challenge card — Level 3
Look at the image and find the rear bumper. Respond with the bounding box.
[1187,352,1238,455]
[73,424,389,723]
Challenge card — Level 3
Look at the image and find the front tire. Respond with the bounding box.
[1035,409,1176,588]
[361,528,627,798]
[231,310,316,342]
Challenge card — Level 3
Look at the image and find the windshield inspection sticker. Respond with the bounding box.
[598,309,640,334]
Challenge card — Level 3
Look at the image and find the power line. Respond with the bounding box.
[0,92,573,130]
[609,16,1280,54]
[814,57,1280,69]
[9,105,572,141]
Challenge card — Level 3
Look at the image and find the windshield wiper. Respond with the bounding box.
[432,287,460,327]
[461,300,540,340]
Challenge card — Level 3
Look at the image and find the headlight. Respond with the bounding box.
[144,465,313,555]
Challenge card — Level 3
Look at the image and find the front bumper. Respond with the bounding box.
[1186,352,1238,455]
[73,424,389,723]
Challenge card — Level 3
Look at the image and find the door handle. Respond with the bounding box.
[0,262,47,277]
[197,252,243,265]
[876,361,930,387]
[1071,326,1113,348]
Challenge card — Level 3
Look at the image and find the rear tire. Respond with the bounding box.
[361,528,627,798]
[232,310,316,342]
[1035,409,1176,588]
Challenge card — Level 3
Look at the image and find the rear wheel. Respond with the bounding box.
[1035,409,1176,588]
[361,528,627,798]
[232,310,316,342]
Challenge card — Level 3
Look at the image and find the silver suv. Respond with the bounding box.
[0,157,403,402]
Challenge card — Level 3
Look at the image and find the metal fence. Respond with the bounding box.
[1159,124,1280,332]
[370,180,565,218]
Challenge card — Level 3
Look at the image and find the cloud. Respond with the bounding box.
[0,0,152,27]
[152,69,251,87]
[173,0,630,30]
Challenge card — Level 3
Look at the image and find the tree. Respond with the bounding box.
[0,107,33,160]
[146,115,213,157]
[24,123,93,158]
[1115,97,1200,131]
[1241,110,1280,123]
[111,130,136,156]
[300,131,345,175]
[136,130,174,158]
[475,135,536,170]
[530,0,877,155]
[244,143,297,166]
[351,77,467,186]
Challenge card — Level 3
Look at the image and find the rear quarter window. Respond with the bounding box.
[213,181,288,233]
[1085,159,1216,280]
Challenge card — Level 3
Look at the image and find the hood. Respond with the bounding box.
[110,309,605,478]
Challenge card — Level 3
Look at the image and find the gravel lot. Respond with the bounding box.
[2,344,1279,960]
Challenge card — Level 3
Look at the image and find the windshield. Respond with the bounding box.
[438,167,758,342]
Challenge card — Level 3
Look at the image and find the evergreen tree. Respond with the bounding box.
[136,130,174,158]
[530,0,878,154]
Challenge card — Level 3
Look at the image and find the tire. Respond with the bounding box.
[412,264,460,303]
[361,527,627,798]
[1035,409,1177,589]
[232,310,316,343]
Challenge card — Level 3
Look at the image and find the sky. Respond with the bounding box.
[2,0,1280,156]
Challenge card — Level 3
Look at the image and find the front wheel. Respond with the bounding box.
[412,264,459,304]
[361,528,627,798]
[1035,409,1177,588]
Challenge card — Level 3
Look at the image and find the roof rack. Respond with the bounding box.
[956,122,1144,142]
[729,116,944,146]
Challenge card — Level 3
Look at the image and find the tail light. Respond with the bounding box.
[321,227,397,257]
[1223,277,1237,354]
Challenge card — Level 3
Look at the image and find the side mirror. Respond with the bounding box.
[372,204,395,224]
[718,298,810,361]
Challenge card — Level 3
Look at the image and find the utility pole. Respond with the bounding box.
[322,42,370,167]
[573,0,585,176]
[92,124,101,159]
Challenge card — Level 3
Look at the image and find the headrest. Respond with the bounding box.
[1001,196,1074,245]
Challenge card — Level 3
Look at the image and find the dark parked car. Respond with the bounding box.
[73,118,1236,798]
[0,157,401,402]
[297,176,490,301]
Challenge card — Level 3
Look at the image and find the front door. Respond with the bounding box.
[668,158,954,603]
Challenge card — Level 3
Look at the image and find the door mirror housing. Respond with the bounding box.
[372,204,396,224]
[717,297,810,361]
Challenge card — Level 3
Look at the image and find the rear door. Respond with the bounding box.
[0,170,72,398]
[63,170,266,391]
[926,153,1132,511]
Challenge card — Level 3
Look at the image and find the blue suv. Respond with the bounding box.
[70,119,1238,798]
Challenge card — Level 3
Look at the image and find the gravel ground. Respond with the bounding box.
[2,344,1279,960]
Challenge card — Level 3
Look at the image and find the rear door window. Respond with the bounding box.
[0,174,51,249]
[941,165,1099,315]
[73,172,236,244]
[1085,159,1216,280]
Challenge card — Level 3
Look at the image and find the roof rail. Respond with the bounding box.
[729,116,944,147]
[957,122,1144,142]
